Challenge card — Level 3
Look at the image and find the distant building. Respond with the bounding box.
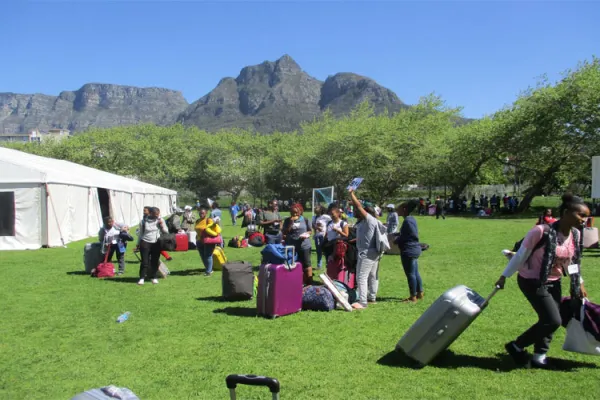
[0,128,71,143]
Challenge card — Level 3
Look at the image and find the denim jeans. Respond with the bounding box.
[314,235,325,267]
[197,242,216,273]
[356,252,380,306]
[265,232,282,245]
[401,255,423,296]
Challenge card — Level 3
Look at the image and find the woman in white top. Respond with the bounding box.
[324,204,349,261]
[137,207,168,285]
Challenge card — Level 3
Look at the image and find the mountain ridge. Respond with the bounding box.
[2,55,419,134]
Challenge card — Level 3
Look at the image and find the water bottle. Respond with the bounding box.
[116,312,131,323]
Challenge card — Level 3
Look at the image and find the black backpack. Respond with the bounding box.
[512,224,550,254]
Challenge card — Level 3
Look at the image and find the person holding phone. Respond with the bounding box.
[283,203,313,284]
[260,200,283,244]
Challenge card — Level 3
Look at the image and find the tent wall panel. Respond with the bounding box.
[0,183,43,250]
[593,156,600,199]
[46,184,92,247]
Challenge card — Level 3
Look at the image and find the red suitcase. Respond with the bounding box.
[175,233,188,251]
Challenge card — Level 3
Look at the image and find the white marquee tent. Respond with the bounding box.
[0,147,177,250]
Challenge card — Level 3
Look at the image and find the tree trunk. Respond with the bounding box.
[517,166,560,212]
[450,159,488,199]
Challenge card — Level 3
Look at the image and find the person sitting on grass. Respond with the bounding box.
[495,193,590,369]
[395,201,424,303]
[283,203,314,285]
[537,208,558,226]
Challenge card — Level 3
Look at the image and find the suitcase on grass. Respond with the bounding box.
[396,285,499,367]
[583,227,598,249]
[257,246,303,318]
[84,242,104,273]
[213,246,227,271]
[226,374,280,400]
[71,385,139,400]
[157,261,170,279]
[326,259,355,289]
[175,233,188,252]
[222,262,254,300]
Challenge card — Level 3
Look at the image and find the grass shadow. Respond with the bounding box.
[378,350,597,372]
[125,260,140,265]
[196,296,226,302]
[104,277,141,284]
[375,297,405,303]
[66,271,90,276]
[213,307,258,318]
[169,269,204,276]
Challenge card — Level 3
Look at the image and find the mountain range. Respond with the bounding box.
[0,55,410,134]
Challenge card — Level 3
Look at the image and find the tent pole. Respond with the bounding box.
[45,184,66,248]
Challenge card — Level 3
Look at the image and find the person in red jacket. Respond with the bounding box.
[537,208,558,225]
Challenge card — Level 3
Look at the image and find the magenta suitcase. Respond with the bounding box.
[257,246,303,318]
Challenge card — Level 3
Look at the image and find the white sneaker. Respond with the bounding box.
[137,279,145,285]
[152,279,159,285]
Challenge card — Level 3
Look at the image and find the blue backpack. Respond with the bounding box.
[302,285,335,311]
[261,244,298,265]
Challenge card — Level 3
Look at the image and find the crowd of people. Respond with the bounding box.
[95,190,597,369]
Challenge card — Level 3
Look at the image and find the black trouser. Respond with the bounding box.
[435,209,445,220]
[139,240,161,279]
[515,276,562,354]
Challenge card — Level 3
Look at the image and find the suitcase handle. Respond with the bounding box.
[226,374,280,400]
[284,245,296,270]
[481,286,501,309]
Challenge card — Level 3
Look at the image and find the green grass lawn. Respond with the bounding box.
[1,215,599,399]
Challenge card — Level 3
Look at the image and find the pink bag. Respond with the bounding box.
[203,234,222,245]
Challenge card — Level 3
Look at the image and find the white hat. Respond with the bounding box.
[387,204,395,209]
[184,205,192,211]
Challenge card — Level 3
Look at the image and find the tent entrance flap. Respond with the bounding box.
[98,188,111,220]
[0,191,16,236]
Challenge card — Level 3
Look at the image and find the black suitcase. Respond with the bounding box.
[222,262,254,301]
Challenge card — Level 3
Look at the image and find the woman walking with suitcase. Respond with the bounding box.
[496,194,590,368]
[395,201,424,303]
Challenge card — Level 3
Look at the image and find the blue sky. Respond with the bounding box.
[2,1,599,118]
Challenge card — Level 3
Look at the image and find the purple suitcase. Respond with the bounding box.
[257,246,303,318]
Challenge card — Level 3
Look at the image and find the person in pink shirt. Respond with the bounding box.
[496,194,590,368]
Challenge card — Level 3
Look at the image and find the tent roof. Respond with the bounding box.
[0,147,177,195]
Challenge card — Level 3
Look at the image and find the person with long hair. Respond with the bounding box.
[395,200,424,303]
[137,207,168,285]
[195,207,220,276]
[283,203,313,284]
[496,194,590,368]
[323,204,349,261]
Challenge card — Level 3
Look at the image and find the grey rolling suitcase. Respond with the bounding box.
[84,242,104,273]
[222,262,254,300]
[396,285,499,367]
[226,374,280,400]
[71,385,139,400]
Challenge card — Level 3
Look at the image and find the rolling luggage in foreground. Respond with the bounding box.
[257,246,303,318]
[396,285,499,367]
[226,374,280,400]
[84,242,104,273]
[222,261,254,300]
[71,385,139,400]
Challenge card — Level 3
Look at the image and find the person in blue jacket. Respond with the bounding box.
[395,201,424,303]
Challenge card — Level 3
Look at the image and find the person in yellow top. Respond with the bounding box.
[195,207,222,276]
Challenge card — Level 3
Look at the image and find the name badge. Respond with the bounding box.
[567,264,579,275]
[112,239,118,245]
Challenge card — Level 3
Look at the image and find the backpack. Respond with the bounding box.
[374,221,390,257]
[248,232,266,247]
[159,233,177,252]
